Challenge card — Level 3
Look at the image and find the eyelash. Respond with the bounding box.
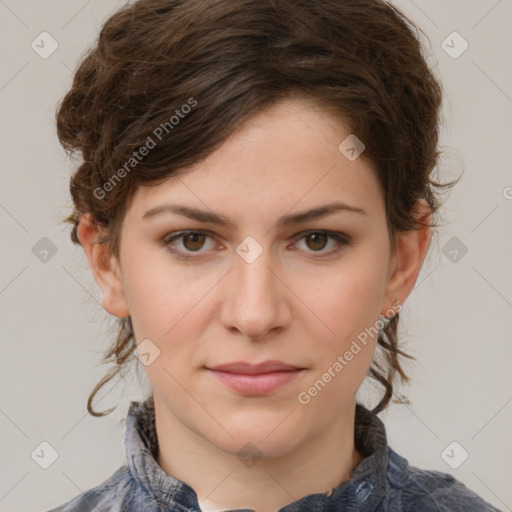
[161,229,351,260]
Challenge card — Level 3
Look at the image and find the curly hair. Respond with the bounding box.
[55,0,459,417]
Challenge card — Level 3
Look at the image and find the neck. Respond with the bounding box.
[154,399,364,512]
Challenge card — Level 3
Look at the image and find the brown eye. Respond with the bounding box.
[163,230,216,258]
[294,230,350,257]
[305,232,328,251]
[163,229,349,260]
[182,232,206,251]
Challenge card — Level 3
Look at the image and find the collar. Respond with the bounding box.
[124,396,389,511]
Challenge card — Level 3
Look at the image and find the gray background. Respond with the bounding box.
[0,0,510,511]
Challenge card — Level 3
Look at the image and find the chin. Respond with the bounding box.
[209,422,302,461]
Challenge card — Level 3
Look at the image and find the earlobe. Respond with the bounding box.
[77,213,130,318]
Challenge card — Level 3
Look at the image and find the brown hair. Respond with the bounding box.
[56,0,459,417]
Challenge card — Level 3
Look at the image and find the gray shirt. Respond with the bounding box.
[47,397,502,511]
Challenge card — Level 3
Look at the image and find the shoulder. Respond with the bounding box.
[386,449,502,512]
[46,466,137,512]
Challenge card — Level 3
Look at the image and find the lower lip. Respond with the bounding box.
[207,369,303,396]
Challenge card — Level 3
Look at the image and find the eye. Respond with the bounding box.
[161,229,350,260]
[293,230,350,257]
[162,230,217,258]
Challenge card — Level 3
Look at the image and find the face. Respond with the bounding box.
[81,97,428,459]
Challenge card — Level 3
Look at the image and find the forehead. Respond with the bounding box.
[125,97,384,226]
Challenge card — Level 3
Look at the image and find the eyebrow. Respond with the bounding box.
[142,201,368,229]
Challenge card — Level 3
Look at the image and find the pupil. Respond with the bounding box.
[184,233,204,251]
[308,233,326,250]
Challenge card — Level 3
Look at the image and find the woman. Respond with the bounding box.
[49,0,500,510]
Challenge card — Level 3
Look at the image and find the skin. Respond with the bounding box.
[78,97,431,512]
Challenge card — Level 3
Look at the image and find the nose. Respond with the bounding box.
[219,245,291,341]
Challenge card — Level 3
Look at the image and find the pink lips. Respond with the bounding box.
[205,360,305,396]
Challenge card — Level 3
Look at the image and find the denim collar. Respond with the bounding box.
[124,396,389,511]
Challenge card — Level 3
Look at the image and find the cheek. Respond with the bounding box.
[120,249,198,338]
[311,254,387,341]
[301,263,384,403]
[122,253,220,365]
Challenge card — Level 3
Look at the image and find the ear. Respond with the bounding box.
[381,199,432,317]
[77,213,130,318]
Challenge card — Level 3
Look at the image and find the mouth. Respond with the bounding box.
[204,360,306,396]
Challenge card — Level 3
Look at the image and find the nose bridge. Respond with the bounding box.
[234,240,278,305]
[223,237,289,338]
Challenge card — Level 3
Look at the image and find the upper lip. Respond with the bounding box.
[206,360,303,374]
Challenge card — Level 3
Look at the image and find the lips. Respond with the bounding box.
[205,360,305,396]
[206,360,303,375]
